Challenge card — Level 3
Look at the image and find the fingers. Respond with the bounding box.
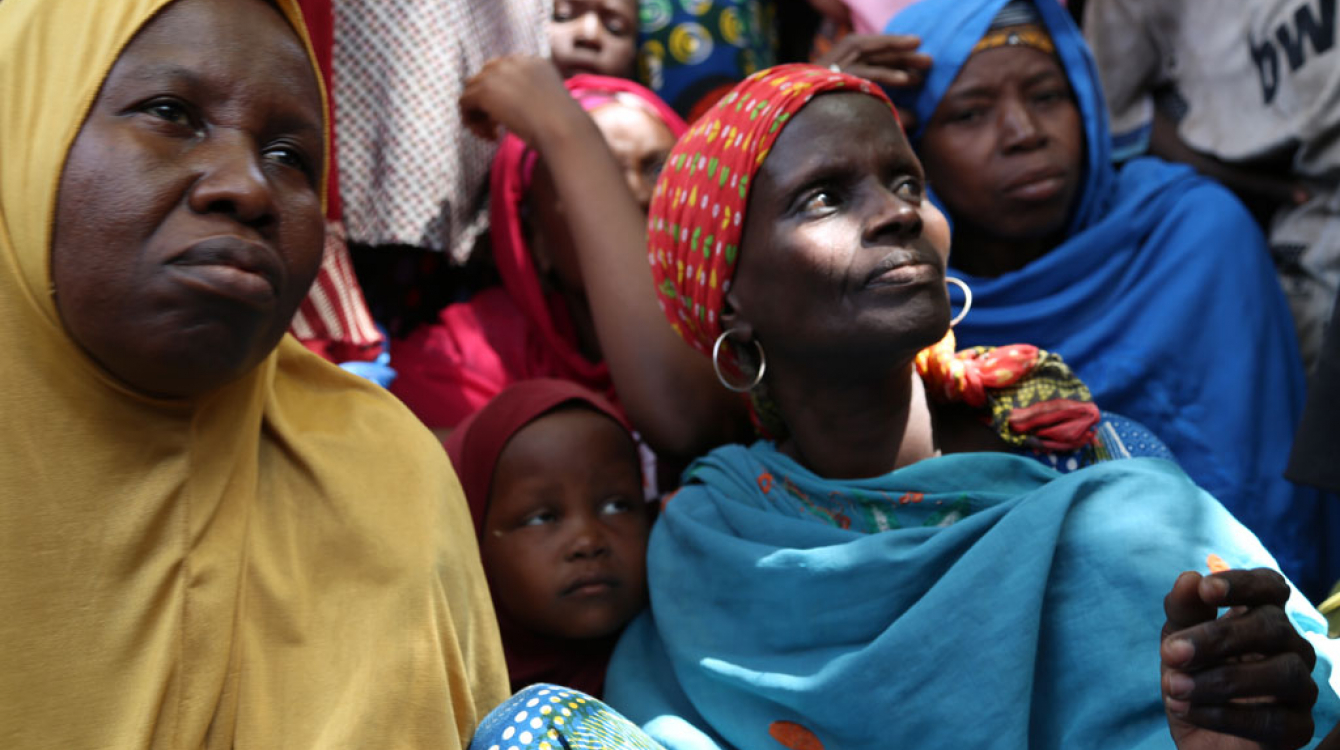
[458,59,504,141]
[459,55,578,145]
[1198,568,1291,609]
[1163,652,1318,706]
[1163,604,1314,672]
[816,34,931,89]
[843,65,925,89]
[458,82,499,141]
[1164,570,1217,639]
[1167,702,1315,749]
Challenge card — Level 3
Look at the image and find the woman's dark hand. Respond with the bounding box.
[459,55,585,146]
[1162,568,1319,750]
[813,34,931,90]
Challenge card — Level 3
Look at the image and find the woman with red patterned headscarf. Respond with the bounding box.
[584,64,1332,749]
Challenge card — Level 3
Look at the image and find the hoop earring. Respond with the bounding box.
[712,328,767,392]
[946,276,973,327]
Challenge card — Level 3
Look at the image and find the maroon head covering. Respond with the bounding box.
[444,378,635,696]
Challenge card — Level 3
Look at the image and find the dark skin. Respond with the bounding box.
[919,44,1084,278]
[721,93,984,478]
[482,407,650,640]
[1163,569,1338,750]
[813,34,932,92]
[50,0,325,399]
[549,0,637,79]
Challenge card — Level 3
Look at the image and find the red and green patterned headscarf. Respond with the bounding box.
[647,63,896,377]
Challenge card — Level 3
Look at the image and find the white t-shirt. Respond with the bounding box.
[1084,0,1340,365]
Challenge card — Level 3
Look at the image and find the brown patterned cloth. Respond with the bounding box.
[332,0,550,260]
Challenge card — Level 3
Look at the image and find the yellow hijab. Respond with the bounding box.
[0,1,508,747]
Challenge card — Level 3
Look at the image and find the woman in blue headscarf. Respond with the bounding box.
[884,0,1332,598]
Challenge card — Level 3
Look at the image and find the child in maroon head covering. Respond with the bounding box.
[446,378,654,697]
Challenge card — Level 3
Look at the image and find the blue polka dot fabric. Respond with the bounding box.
[470,684,665,750]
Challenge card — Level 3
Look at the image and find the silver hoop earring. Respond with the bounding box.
[712,328,767,392]
[946,276,973,327]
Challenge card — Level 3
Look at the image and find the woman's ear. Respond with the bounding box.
[720,290,755,341]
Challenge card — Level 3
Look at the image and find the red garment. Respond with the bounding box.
[291,220,383,362]
[290,0,383,363]
[445,379,633,697]
[392,75,688,429]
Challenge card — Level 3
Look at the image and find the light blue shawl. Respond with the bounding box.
[883,0,1330,596]
[605,446,1339,749]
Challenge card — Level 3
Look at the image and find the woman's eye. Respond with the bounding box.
[947,107,985,125]
[798,189,840,215]
[142,99,194,128]
[1033,89,1070,106]
[264,144,313,178]
[553,2,574,21]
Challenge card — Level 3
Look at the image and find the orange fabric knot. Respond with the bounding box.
[916,330,1041,408]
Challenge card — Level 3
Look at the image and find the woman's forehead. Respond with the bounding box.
[948,45,1067,95]
[761,95,910,180]
[118,0,318,99]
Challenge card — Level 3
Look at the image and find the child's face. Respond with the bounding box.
[548,0,637,78]
[482,407,650,641]
[590,103,677,212]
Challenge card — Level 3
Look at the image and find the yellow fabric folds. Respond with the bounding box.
[0,1,509,747]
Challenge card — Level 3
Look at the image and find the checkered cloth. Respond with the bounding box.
[333,0,550,260]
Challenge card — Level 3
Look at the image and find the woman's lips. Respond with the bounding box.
[168,237,281,309]
[865,249,940,288]
[1002,169,1067,202]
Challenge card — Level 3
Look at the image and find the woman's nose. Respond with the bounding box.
[186,132,276,226]
[998,96,1046,153]
[862,184,923,244]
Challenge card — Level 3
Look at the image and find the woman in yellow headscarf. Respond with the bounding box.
[0,0,508,746]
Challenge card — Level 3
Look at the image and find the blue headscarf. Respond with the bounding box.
[885,0,1331,596]
[605,446,1340,748]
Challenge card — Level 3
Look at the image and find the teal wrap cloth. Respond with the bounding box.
[606,447,1340,749]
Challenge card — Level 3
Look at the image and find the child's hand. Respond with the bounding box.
[813,34,931,90]
[460,55,582,145]
[1161,568,1318,750]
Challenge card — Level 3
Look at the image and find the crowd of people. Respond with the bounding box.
[3,0,1339,748]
